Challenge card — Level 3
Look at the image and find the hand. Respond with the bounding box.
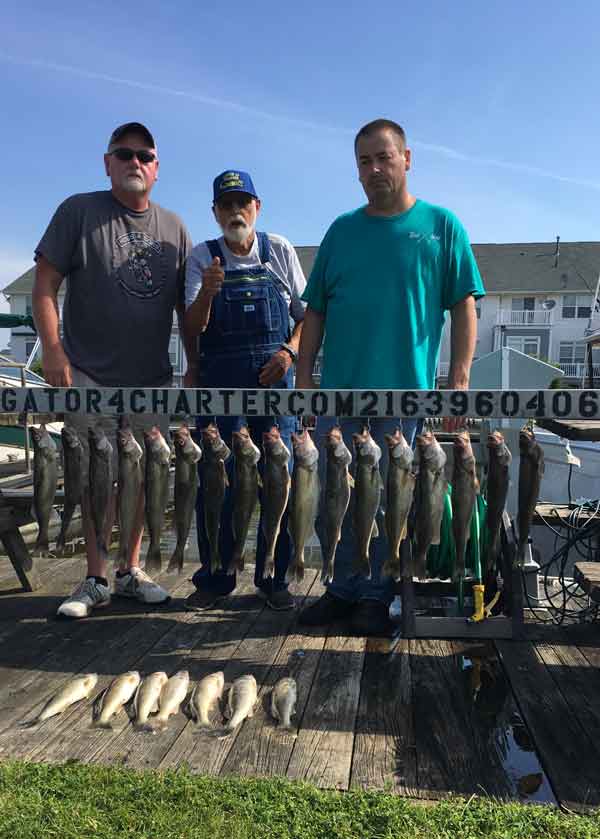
[443,376,468,433]
[258,350,292,387]
[200,256,224,299]
[42,344,72,386]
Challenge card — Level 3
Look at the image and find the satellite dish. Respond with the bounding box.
[542,300,556,310]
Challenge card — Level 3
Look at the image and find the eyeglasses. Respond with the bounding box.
[108,147,157,164]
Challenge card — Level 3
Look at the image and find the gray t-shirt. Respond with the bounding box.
[35,190,191,387]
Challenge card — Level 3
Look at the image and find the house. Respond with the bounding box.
[4,240,600,386]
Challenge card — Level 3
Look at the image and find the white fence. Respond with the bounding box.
[496,310,553,326]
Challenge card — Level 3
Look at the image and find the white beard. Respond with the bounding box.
[121,173,146,193]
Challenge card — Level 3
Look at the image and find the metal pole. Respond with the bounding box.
[20,366,30,472]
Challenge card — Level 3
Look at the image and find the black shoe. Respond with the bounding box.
[257,588,296,611]
[350,599,393,637]
[183,590,226,612]
[298,591,353,626]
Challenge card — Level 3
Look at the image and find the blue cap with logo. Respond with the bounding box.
[213,170,258,203]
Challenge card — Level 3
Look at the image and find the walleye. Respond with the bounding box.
[352,427,382,579]
[382,428,415,581]
[56,426,82,552]
[229,427,261,574]
[321,426,352,584]
[270,676,297,730]
[21,673,98,728]
[451,431,479,581]
[32,424,59,553]
[485,430,512,575]
[517,427,545,565]
[201,424,231,573]
[132,671,168,730]
[88,426,113,556]
[413,430,447,579]
[219,674,257,737]
[188,671,225,729]
[168,425,202,573]
[93,671,141,729]
[261,427,291,579]
[287,429,320,583]
[117,426,143,568]
[144,426,171,572]
[152,670,190,731]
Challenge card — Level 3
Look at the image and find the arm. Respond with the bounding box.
[257,319,304,387]
[295,307,325,389]
[448,294,477,389]
[32,255,72,386]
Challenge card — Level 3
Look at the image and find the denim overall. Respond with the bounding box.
[192,233,297,596]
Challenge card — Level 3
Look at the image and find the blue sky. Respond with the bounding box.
[1,0,599,344]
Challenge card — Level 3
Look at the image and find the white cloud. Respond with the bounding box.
[3,51,600,192]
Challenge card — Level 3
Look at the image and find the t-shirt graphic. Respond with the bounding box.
[116,231,166,298]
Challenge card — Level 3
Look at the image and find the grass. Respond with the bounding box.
[0,762,599,839]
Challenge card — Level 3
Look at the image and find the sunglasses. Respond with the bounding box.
[108,147,157,164]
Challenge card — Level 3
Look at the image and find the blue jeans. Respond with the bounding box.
[192,415,297,596]
[315,418,420,606]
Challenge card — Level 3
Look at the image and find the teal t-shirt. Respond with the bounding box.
[302,200,486,389]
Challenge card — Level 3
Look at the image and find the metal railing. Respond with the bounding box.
[496,310,553,326]
[556,362,600,379]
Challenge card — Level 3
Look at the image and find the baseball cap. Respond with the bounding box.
[213,170,258,204]
[108,122,156,149]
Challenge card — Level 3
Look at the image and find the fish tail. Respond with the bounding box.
[167,544,184,574]
[92,720,113,730]
[55,529,67,553]
[226,551,244,575]
[413,550,427,580]
[263,554,275,579]
[320,558,335,585]
[209,545,221,574]
[18,719,39,729]
[145,542,162,573]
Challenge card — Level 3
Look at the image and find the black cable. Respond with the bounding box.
[520,499,600,626]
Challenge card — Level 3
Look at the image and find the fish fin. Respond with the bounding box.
[130,685,140,721]
[371,520,379,538]
[92,688,107,722]
[263,557,275,579]
[347,474,355,488]
[219,460,229,487]
[320,559,335,585]
[257,474,263,489]
[271,694,279,721]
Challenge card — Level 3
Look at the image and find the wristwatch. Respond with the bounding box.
[280,343,298,363]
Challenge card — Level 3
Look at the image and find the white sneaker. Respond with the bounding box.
[114,567,170,604]
[57,578,111,619]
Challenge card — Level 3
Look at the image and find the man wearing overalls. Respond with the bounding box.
[183,170,307,611]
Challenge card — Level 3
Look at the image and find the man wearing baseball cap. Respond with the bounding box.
[183,169,307,611]
[33,122,192,618]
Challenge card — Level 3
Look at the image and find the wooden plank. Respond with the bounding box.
[90,575,267,770]
[350,637,418,795]
[534,642,600,763]
[497,640,600,812]
[285,634,365,790]
[219,624,328,779]
[0,577,193,760]
[411,639,514,799]
[574,563,600,603]
[413,616,513,640]
[158,572,318,775]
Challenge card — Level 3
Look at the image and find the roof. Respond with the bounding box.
[3,241,599,298]
[2,266,35,296]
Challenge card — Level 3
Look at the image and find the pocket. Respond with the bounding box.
[218,285,273,335]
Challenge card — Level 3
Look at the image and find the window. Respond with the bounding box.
[560,342,586,364]
[562,294,592,319]
[25,296,33,317]
[168,336,179,368]
[505,336,540,357]
[475,305,481,319]
[25,340,37,358]
[511,297,535,310]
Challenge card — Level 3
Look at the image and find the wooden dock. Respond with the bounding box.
[1,547,599,812]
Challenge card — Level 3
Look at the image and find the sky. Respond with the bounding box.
[1,0,600,346]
